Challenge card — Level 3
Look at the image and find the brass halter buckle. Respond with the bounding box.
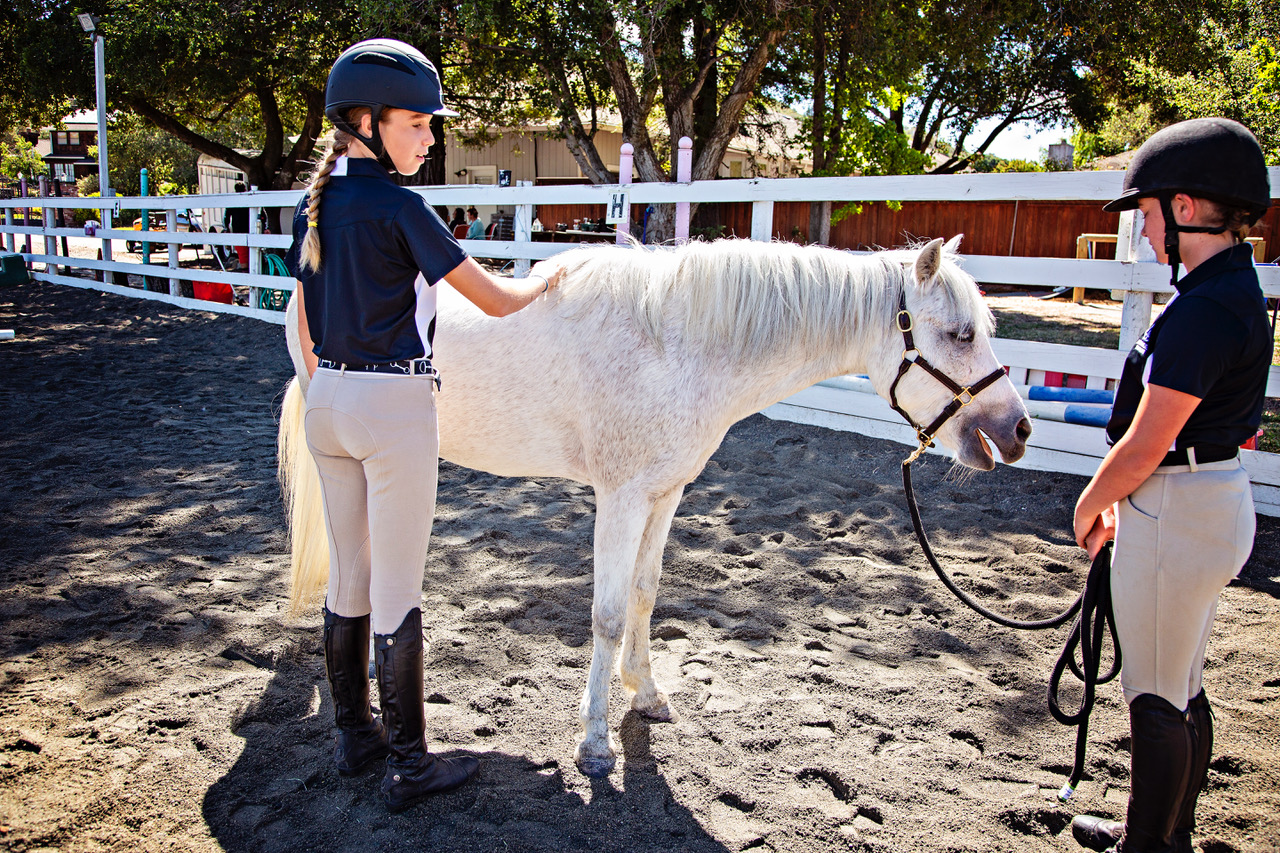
[896,309,913,332]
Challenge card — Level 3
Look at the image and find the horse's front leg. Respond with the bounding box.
[620,486,683,723]
[577,488,649,778]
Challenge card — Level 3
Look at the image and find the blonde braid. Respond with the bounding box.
[298,135,350,273]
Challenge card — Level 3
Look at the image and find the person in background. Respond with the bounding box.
[465,206,484,240]
[448,207,465,230]
[224,183,251,268]
[286,38,561,814]
[1070,117,1272,853]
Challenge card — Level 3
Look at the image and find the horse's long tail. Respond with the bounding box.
[278,376,328,612]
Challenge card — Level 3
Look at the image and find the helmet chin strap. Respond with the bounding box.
[334,106,397,171]
[1157,194,1229,288]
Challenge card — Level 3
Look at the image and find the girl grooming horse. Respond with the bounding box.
[285,38,561,813]
[282,235,1032,778]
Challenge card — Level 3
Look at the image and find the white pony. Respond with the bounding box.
[279,236,1031,777]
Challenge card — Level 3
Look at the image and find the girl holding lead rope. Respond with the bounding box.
[1071,118,1271,853]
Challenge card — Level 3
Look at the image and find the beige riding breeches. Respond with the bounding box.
[304,367,439,635]
[1111,457,1255,711]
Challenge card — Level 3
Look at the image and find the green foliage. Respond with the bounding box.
[102,114,198,196]
[830,198,903,226]
[969,153,1045,173]
[993,158,1044,173]
[1097,0,1279,164]
[0,134,47,179]
[1,0,363,195]
[1070,103,1160,165]
[67,190,100,226]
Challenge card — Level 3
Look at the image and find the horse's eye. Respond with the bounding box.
[949,328,974,344]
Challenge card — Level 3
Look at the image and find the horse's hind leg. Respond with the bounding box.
[620,486,683,723]
[576,488,649,778]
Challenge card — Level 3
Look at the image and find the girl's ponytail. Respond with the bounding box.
[299,107,370,273]
[297,138,347,273]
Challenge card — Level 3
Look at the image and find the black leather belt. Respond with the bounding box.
[1160,445,1239,467]
[316,357,440,386]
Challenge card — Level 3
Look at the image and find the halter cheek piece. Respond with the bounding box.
[887,291,1007,463]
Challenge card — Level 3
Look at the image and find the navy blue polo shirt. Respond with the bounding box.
[1106,243,1270,450]
[285,157,468,366]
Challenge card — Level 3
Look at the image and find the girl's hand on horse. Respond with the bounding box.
[445,257,555,317]
[530,259,564,292]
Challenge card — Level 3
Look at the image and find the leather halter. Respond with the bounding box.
[887,291,1007,463]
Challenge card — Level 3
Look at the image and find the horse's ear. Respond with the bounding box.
[914,238,945,286]
[943,234,963,254]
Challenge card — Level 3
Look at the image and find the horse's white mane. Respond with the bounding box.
[550,238,992,358]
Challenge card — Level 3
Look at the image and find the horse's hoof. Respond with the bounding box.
[576,754,617,778]
[635,697,680,723]
[646,704,680,723]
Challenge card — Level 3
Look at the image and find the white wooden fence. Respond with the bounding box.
[3,170,1279,512]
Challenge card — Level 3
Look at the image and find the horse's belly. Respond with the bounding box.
[434,304,590,482]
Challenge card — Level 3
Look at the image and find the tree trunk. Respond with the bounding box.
[427,115,447,185]
[811,3,827,173]
[646,203,676,245]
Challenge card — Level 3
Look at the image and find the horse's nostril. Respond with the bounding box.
[1016,417,1032,442]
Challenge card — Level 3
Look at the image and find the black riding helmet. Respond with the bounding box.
[1104,118,1271,286]
[325,39,457,170]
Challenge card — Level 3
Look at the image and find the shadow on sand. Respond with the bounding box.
[202,659,732,853]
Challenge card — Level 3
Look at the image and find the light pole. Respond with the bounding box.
[77,13,113,270]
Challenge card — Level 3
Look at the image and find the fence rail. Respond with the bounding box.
[3,171,1279,511]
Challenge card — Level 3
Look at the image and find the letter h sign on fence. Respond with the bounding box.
[606,191,628,225]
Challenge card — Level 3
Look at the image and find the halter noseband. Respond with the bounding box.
[887,291,1007,464]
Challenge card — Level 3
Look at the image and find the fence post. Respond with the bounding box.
[39,176,55,272]
[248,199,261,309]
[514,180,532,278]
[1115,209,1153,352]
[167,209,180,296]
[100,190,117,283]
[616,143,633,246]
[675,136,692,244]
[750,201,774,243]
[53,178,70,265]
[19,176,31,266]
[2,207,9,254]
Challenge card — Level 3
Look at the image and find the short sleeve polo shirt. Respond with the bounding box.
[1106,243,1270,449]
[285,156,468,366]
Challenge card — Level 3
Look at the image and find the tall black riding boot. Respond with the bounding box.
[1173,690,1213,853]
[375,608,479,813]
[323,606,389,775]
[1118,693,1194,853]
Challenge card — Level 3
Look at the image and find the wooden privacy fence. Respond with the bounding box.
[2,170,1279,511]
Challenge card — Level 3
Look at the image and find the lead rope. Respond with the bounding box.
[891,288,1119,797]
[1048,544,1122,801]
[901,456,1121,800]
